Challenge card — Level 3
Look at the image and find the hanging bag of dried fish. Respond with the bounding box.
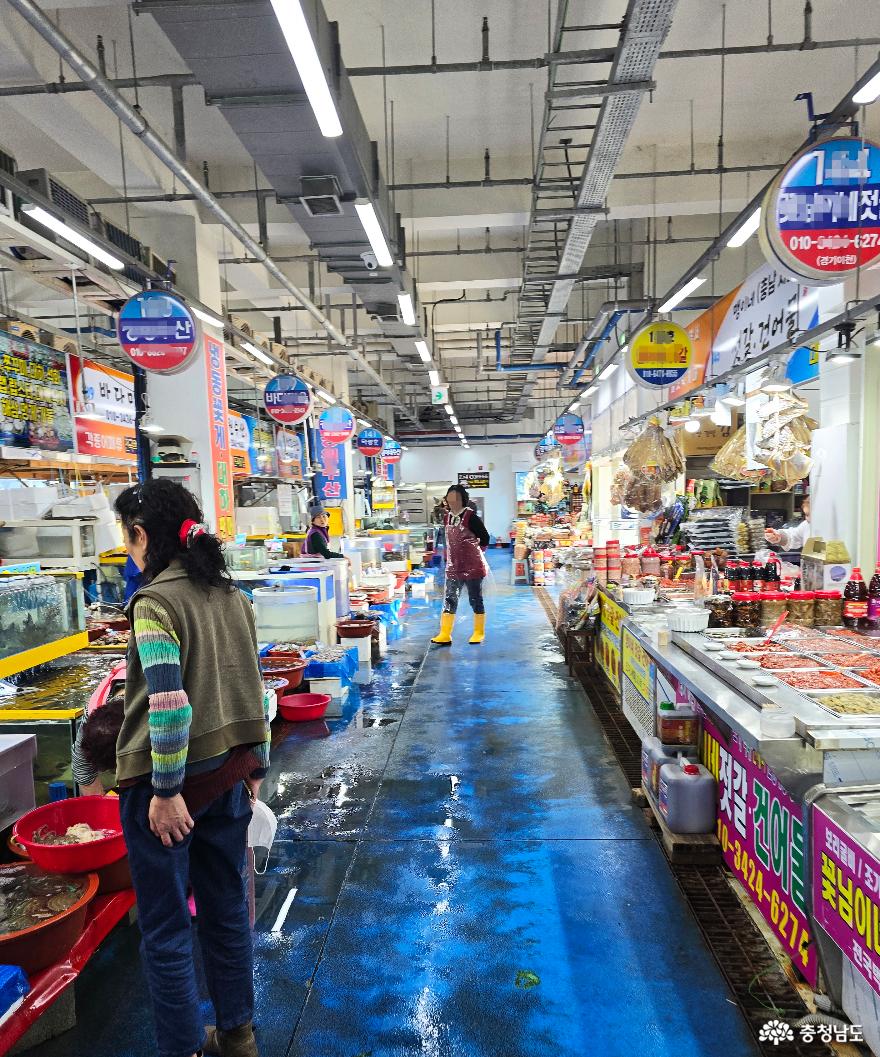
[623,422,683,483]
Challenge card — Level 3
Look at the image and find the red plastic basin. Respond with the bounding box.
[278,692,331,722]
[336,619,375,639]
[260,658,308,691]
[14,797,126,874]
[0,863,99,975]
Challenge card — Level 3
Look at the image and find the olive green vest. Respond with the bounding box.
[116,562,266,785]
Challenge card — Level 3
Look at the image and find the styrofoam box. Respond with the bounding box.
[0,486,58,520]
[0,734,37,830]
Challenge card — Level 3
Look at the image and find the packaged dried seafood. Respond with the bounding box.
[623,422,683,483]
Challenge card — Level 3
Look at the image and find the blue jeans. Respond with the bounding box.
[120,782,254,1057]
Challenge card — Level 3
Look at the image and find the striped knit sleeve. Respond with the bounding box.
[132,596,192,798]
[72,714,99,788]
[249,688,272,779]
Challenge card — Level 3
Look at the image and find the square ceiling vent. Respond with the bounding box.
[300,176,344,217]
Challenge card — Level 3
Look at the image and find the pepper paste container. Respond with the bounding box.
[658,759,716,834]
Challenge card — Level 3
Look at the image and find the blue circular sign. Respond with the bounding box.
[553,413,585,446]
[534,435,560,460]
[356,428,384,457]
[762,136,880,283]
[262,374,313,425]
[117,290,198,374]
[382,438,402,463]
[318,406,355,445]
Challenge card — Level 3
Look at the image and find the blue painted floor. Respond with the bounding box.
[28,551,759,1057]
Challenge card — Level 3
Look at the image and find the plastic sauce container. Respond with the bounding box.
[814,591,843,627]
[732,592,761,630]
[760,592,787,627]
[641,736,678,797]
[657,701,699,745]
[659,760,717,834]
[787,591,815,627]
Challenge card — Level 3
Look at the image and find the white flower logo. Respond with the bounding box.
[758,1020,795,1045]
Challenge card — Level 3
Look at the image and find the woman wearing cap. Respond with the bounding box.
[114,478,269,1057]
[302,506,346,560]
[431,483,490,645]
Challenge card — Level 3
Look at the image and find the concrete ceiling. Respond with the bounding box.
[0,0,876,441]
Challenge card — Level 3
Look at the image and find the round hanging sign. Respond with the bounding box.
[381,438,402,463]
[534,435,560,461]
[760,136,880,284]
[116,290,199,374]
[262,374,313,425]
[553,413,586,446]
[276,428,302,466]
[625,321,693,388]
[318,405,355,446]
[356,427,384,457]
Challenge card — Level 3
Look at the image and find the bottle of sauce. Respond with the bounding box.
[864,565,880,630]
[843,568,869,629]
[763,553,782,588]
[751,560,765,593]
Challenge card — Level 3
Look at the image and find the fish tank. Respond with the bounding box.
[0,575,85,667]
[224,543,269,574]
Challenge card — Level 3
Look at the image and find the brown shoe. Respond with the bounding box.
[203,1023,258,1057]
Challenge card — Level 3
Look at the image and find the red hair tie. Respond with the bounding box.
[179,519,207,547]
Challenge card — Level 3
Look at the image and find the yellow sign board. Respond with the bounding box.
[597,627,621,690]
[622,627,654,702]
[627,321,694,389]
[599,591,626,640]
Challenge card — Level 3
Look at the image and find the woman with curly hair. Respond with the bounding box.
[114,478,268,1057]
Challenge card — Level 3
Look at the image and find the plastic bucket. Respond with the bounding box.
[278,693,331,722]
[13,797,126,874]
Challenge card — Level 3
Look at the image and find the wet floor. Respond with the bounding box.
[27,551,759,1057]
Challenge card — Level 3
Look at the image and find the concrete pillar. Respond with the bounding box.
[132,212,232,534]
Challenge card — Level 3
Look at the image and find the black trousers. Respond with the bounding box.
[443,576,485,615]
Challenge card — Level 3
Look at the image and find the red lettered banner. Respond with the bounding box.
[204,337,234,539]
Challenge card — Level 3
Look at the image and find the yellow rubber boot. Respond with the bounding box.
[469,613,486,644]
[431,611,455,645]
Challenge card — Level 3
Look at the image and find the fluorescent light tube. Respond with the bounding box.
[23,204,124,270]
[316,387,336,404]
[684,418,701,433]
[354,201,393,267]
[854,71,880,105]
[242,340,273,366]
[269,0,343,137]
[357,418,370,427]
[428,369,440,387]
[721,394,746,408]
[584,384,598,397]
[658,275,706,313]
[598,360,619,382]
[568,401,580,412]
[444,403,453,414]
[726,208,761,249]
[450,415,458,425]
[192,307,225,329]
[415,340,431,364]
[398,292,416,325]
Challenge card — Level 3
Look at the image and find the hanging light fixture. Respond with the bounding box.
[684,418,701,433]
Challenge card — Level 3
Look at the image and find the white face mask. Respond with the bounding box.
[247,798,278,874]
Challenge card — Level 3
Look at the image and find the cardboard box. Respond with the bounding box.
[800,537,852,592]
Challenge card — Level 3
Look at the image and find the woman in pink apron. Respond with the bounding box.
[432,484,490,645]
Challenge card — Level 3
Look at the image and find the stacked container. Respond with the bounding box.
[606,540,622,583]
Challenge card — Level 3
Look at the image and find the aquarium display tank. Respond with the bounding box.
[0,575,85,664]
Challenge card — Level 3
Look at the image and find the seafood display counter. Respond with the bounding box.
[604,601,880,1050]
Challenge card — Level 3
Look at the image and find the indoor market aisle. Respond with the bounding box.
[29,551,759,1057]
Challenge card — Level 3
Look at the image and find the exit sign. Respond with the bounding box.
[431,386,449,405]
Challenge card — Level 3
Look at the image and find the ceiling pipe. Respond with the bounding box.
[654,55,880,314]
[86,162,783,206]
[346,37,880,77]
[0,72,199,96]
[5,0,420,428]
[493,330,565,373]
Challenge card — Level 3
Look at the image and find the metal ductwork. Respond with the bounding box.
[144,0,420,345]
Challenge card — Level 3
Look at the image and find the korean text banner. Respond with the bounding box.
[68,357,136,462]
[310,426,348,501]
[813,805,880,998]
[0,333,73,452]
[205,337,234,539]
[229,410,275,477]
[701,715,815,984]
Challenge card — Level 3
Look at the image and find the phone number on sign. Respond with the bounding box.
[718,819,812,977]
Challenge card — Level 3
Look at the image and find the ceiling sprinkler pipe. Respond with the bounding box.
[5,0,421,427]
[493,329,565,372]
